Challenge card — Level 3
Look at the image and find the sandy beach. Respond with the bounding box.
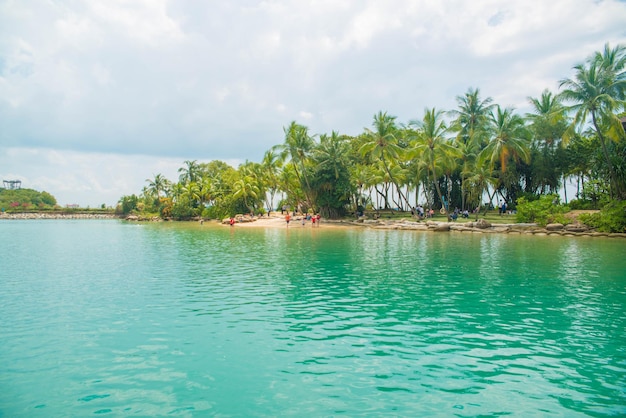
[226,213,343,229]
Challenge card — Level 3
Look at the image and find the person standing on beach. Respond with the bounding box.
[316,214,321,227]
[285,213,290,227]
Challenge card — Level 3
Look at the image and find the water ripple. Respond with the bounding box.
[1,222,625,416]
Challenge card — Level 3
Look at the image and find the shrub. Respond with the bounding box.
[516,194,570,226]
[171,197,198,220]
[578,200,626,233]
[568,199,597,210]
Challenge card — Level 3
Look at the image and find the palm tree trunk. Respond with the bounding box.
[483,185,497,216]
[431,168,449,220]
[461,175,466,211]
[592,111,620,198]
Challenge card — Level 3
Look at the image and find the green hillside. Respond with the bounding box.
[0,188,58,212]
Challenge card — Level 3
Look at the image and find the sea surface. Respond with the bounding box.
[1,219,625,417]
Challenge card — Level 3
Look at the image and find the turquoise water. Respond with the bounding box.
[1,220,625,417]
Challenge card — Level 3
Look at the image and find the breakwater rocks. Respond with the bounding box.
[331,218,626,238]
[0,212,117,220]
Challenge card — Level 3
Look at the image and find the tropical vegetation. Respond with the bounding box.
[0,188,57,212]
[118,44,626,231]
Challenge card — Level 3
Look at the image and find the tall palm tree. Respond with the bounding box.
[410,108,460,220]
[559,43,626,198]
[145,173,169,199]
[480,106,531,172]
[359,111,411,211]
[261,149,283,214]
[315,132,349,180]
[527,89,567,149]
[178,160,200,184]
[526,89,569,194]
[449,87,494,147]
[275,121,315,209]
[449,88,494,210]
[233,175,261,213]
[181,181,201,206]
[478,106,531,202]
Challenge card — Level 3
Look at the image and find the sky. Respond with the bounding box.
[1,0,626,208]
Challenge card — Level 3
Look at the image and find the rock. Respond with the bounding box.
[564,223,589,233]
[126,215,139,221]
[432,224,450,232]
[546,223,564,231]
[474,219,491,229]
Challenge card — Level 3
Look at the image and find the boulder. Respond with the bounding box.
[546,223,564,231]
[564,223,589,233]
[474,219,491,229]
[432,224,450,232]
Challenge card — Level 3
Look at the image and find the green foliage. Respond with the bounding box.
[171,197,199,220]
[568,199,596,210]
[515,194,570,226]
[116,194,138,215]
[310,163,353,219]
[578,200,626,233]
[0,188,58,211]
[579,179,611,208]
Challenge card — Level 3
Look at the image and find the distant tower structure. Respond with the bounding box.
[3,180,22,190]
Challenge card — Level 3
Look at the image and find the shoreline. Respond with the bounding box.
[220,213,626,238]
[2,212,624,238]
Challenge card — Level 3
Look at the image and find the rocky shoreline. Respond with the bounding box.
[2,212,624,238]
[329,218,626,238]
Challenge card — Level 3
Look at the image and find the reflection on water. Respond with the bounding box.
[0,220,625,416]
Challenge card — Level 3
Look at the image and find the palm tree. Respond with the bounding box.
[466,160,499,218]
[526,89,569,194]
[316,132,349,180]
[449,87,494,147]
[233,174,261,213]
[478,106,531,203]
[178,160,200,184]
[275,121,315,209]
[145,173,169,199]
[410,108,460,220]
[261,149,283,215]
[359,111,412,211]
[449,88,494,211]
[199,176,212,208]
[181,181,201,205]
[559,43,626,198]
[349,163,373,214]
[481,107,531,172]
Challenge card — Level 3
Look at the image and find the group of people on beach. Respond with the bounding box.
[285,212,321,227]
